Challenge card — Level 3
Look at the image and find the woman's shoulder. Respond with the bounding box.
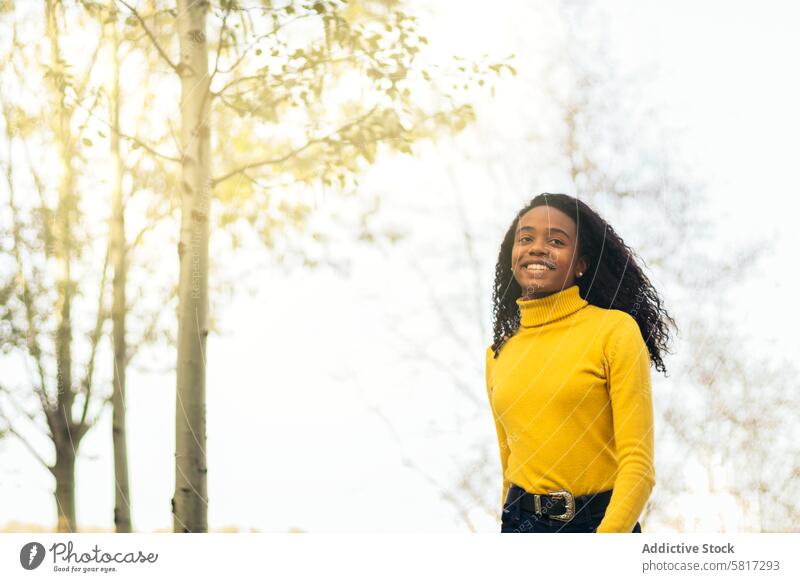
[582,303,635,322]
[582,304,642,341]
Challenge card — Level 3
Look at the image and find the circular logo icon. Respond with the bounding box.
[20,542,46,570]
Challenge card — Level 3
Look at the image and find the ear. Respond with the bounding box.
[577,256,589,276]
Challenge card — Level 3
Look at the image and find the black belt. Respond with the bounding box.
[506,484,613,523]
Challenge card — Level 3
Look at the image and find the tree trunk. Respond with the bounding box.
[172,0,211,533]
[107,2,132,533]
[52,445,77,532]
[45,0,84,534]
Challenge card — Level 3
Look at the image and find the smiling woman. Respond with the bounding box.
[485,192,677,533]
[512,205,587,299]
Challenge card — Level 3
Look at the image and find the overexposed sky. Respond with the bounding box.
[1,0,798,532]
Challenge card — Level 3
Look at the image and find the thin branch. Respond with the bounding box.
[120,130,182,163]
[213,12,318,77]
[74,87,103,151]
[352,379,477,532]
[0,405,53,476]
[115,0,179,74]
[125,287,176,366]
[82,396,111,433]
[407,258,473,351]
[209,4,232,85]
[0,385,51,441]
[79,244,110,428]
[388,323,481,407]
[447,164,487,341]
[72,28,105,105]
[2,97,51,406]
[211,104,378,186]
[211,46,383,100]
[212,73,266,98]
[167,117,181,156]
[126,203,177,254]
[240,168,323,192]
[214,91,288,119]
[66,93,181,163]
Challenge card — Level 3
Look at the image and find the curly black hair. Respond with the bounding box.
[489,193,677,375]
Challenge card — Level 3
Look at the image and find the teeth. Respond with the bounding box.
[526,264,550,271]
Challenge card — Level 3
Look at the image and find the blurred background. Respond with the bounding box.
[1,0,798,533]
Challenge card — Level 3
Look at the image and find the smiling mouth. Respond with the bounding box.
[522,264,554,273]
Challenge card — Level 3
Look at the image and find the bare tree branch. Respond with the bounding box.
[352,377,478,532]
[209,4,232,85]
[125,290,174,367]
[66,92,182,163]
[126,204,177,254]
[0,385,51,441]
[115,0,179,74]
[72,28,105,105]
[79,245,110,428]
[2,97,51,407]
[0,402,54,476]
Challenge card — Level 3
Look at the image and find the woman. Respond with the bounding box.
[485,193,676,533]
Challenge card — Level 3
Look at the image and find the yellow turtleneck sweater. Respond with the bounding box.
[485,284,655,533]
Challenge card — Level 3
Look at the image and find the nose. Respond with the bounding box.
[528,239,550,256]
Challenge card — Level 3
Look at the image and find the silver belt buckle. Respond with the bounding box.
[539,490,575,522]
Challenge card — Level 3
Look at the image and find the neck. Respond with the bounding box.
[516,284,588,327]
[521,289,558,300]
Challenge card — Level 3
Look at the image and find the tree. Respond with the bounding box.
[0,0,174,533]
[105,0,132,533]
[169,0,212,534]
[0,0,108,532]
[113,0,505,531]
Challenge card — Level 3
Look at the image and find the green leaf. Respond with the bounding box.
[82,137,93,147]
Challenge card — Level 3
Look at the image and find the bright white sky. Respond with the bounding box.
[1,0,798,532]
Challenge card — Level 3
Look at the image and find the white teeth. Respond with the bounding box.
[525,264,550,271]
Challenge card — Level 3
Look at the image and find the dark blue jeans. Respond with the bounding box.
[501,486,643,533]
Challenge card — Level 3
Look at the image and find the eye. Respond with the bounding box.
[549,239,565,246]
[519,236,532,243]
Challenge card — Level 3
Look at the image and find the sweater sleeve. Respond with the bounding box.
[596,316,656,533]
[485,346,511,514]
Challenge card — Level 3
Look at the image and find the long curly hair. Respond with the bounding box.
[489,193,676,375]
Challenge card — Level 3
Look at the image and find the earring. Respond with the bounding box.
[577,272,583,277]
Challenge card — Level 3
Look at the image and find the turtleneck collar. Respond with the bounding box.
[516,284,588,327]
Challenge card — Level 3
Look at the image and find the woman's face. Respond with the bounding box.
[511,205,588,300]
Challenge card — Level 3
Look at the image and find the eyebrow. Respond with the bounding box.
[518,226,572,239]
